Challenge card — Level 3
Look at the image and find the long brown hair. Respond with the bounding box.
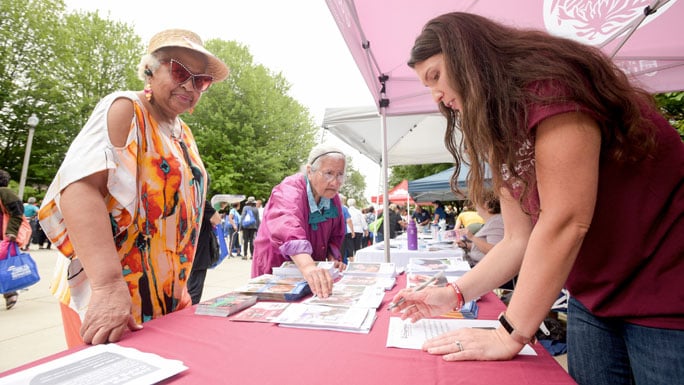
[408,12,656,210]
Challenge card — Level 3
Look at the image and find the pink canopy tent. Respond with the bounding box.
[326,0,684,117]
[325,0,683,257]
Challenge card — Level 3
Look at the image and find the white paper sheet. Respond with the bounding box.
[386,317,537,355]
[0,344,187,385]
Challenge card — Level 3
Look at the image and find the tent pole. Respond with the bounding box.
[381,111,390,263]
[603,0,668,57]
[379,75,391,263]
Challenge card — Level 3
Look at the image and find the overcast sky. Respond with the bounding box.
[64,0,382,198]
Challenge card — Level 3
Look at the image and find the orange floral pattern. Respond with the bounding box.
[39,91,206,324]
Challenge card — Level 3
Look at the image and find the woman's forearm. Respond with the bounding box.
[457,238,524,299]
[59,173,123,287]
[504,218,586,340]
[291,253,316,271]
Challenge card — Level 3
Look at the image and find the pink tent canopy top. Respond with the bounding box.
[326,0,684,116]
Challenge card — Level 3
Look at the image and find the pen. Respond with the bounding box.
[387,271,445,311]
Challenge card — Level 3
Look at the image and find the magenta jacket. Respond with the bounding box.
[251,174,345,277]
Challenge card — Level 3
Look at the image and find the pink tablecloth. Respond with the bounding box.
[2,275,576,385]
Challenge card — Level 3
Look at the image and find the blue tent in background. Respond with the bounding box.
[408,164,492,202]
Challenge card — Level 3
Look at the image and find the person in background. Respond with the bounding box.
[412,205,432,228]
[338,194,354,264]
[252,144,347,298]
[38,28,229,347]
[241,196,260,260]
[363,206,376,246]
[346,198,367,259]
[226,202,242,258]
[457,190,503,267]
[256,199,265,223]
[33,199,52,250]
[390,12,683,384]
[387,203,405,239]
[187,200,222,304]
[454,201,485,234]
[23,197,39,251]
[431,200,447,225]
[373,209,385,243]
[400,208,409,225]
[0,169,23,309]
[444,205,457,229]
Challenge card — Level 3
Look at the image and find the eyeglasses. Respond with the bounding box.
[163,59,214,92]
[317,170,346,184]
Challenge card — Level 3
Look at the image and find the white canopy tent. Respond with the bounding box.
[322,106,454,166]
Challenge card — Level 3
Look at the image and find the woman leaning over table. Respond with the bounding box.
[38,29,229,347]
[252,144,347,298]
[389,12,684,385]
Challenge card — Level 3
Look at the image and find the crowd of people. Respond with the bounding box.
[2,11,683,384]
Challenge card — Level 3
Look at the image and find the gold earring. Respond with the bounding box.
[144,83,152,102]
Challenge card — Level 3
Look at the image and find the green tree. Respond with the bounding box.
[655,92,684,139]
[389,163,453,188]
[0,0,141,198]
[185,39,317,200]
[339,157,367,205]
[2,3,318,202]
[1,0,63,183]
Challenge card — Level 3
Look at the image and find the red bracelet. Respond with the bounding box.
[448,282,465,310]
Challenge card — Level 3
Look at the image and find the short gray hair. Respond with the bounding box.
[307,143,346,171]
[137,53,164,81]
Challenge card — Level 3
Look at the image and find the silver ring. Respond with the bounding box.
[455,340,464,352]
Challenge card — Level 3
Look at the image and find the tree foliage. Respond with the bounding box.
[389,163,453,188]
[185,40,317,200]
[339,157,367,206]
[655,91,684,139]
[0,0,141,195]
[1,1,361,203]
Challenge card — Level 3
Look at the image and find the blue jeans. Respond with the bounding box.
[567,296,684,385]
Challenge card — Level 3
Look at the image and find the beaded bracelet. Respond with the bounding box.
[448,282,465,310]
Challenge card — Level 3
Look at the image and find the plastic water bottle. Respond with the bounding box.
[407,219,418,250]
[431,224,439,240]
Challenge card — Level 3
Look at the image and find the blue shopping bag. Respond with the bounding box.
[0,241,40,292]
[211,224,229,268]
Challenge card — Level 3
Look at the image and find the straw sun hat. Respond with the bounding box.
[147,29,229,82]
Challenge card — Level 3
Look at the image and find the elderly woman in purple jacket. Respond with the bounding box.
[252,144,347,298]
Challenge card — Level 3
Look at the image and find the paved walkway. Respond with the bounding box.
[0,248,253,373]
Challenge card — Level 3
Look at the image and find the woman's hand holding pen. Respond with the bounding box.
[389,286,458,322]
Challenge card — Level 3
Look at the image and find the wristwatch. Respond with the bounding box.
[498,312,548,345]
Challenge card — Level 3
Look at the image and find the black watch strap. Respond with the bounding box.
[498,312,548,345]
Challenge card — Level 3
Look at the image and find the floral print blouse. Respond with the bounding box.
[39,91,206,323]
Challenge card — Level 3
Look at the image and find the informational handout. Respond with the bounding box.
[0,343,187,385]
[386,317,536,355]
